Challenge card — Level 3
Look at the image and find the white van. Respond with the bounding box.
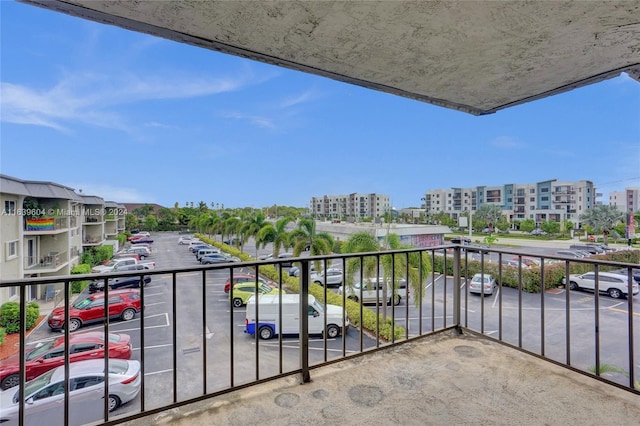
[245,294,348,340]
[195,248,221,261]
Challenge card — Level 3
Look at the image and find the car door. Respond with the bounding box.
[82,298,106,323]
[24,381,67,426]
[108,296,125,318]
[71,342,103,361]
[27,346,66,380]
[69,375,106,425]
[578,273,596,291]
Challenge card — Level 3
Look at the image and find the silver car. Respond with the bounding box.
[0,359,141,426]
[312,268,344,287]
[468,273,497,295]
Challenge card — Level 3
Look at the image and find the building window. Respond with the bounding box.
[4,200,16,215]
[6,240,18,260]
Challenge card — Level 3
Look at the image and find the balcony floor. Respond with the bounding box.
[122,331,639,425]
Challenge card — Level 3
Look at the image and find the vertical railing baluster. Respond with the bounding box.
[540,259,545,357]
[627,268,635,389]
[594,265,600,377]
[341,257,347,357]
[201,270,207,395]
[404,252,409,340]
[64,279,71,425]
[172,272,178,402]
[229,268,235,387]
[18,283,26,426]
[518,257,523,348]
[498,253,503,341]
[278,264,283,374]
[453,247,461,332]
[300,261,310,383]
[139,274,146,412]
[565,262,572,366]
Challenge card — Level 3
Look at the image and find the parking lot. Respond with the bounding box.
[24,232,639,418]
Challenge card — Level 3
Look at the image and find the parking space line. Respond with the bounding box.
[144,369,173,376]
[132,343,174,351]
[144,302,166,306]
[608,307,640,316]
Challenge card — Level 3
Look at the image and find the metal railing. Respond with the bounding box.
[23,250,68,270]
[23,217,68,232]
[0,245,637,425]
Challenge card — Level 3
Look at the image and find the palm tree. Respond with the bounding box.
[289,218,334,270]
[580,205,624,245]
[241,212,268,258]
[224,216,243,249]
[342,231,432,319]
[258,217,292,258]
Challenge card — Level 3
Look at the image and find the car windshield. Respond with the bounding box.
[73,297,95,309]
[25,340,57,361]
[17,369,56,403]
[104,260,117,267]
[473,276,491,283]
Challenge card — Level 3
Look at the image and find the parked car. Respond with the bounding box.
[223,237,243,246]
[529,229,547,235]
[585,243,616,253]
[92,258,155,273]
[562,272,639,299]
[106,253,141,263]
[468,273,497,295]
[47,289,143,331]
[201,253,239,264]
[119,246,151,259]
[569,244,605,255]
[312,268,344,287]
[224,274,276,293]
[258,253,273,260]
[195,248,221,261]
[511,256,540,267]
[0,359,141,424]
[88,271,151,293]
[450,237,471,245]
[337,278,407,305]
[554,250,587,259]
[178,235,193,245]
[277,253,294,267]
[189,243,211,253]
[130,236,153,244]
[0,331,131,390]
[229,282,285,308]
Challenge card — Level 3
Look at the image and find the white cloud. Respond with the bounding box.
[220,111,276,129]
[66,183,155,203]
[280,89,318,108]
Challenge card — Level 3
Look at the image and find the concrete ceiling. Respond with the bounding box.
[21,0,640,115]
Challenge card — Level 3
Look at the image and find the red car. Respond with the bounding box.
[48,289,142,332]
[224,274,276,293]
[130,237,154,244]
[0,331,131,390]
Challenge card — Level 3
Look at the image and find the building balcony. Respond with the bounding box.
[83,215,104,224]
[1,245,638,425]
[23,217,68,234]
[82,235,104,246]
[23,250,68,272]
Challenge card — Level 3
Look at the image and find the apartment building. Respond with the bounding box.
[310,193,390,220]
[0,174,126,303]
[423,179,597,228]
[609,187,640,213]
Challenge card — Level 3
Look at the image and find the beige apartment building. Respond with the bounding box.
[0,174,126,303]
[609,187,640,213]
[423,179,598,229]
[310,193,391,220]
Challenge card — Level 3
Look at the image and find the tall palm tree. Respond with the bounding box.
[289,218,334,270]
[258,217,292,258]
[342,231,431,319]
[580,205,624,245]
[224,216,243,249]
[241,212,268,258]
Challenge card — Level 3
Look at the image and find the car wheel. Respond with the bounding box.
[314,281,323,286]
[325,324,340,338]
[108,394,121,412]
[607,288,622,299]
[108,285,115,291]
[121,308,136,321]
[347,295,359,302]
[388,295,401,306]
[1,374,19,390]
[258,326,274,340]
[69,318,82,332]
[568,281,579,291]
[232,298,243,308]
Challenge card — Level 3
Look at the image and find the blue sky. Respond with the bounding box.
[1,2,639,210]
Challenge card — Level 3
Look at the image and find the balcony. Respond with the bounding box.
[23,250,68,272]
[1,243,638,425]
[23,217,68,234]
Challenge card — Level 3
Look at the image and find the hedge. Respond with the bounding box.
[0,301,40,334]
[71,264,92,293]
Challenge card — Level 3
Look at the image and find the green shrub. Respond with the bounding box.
[0,327,5,344]
[71,264,92,293]
[0,301,40,334]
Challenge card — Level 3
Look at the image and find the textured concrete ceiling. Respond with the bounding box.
[21,0,640,115]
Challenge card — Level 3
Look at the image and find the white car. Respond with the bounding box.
[562,272,639,299]
[0,359,141,425]
[338,278,407,306]
[178,235,193,245]
[468,273,497,295]
[312,268,344,287]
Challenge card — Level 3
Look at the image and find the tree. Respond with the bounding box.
[580,205,624,245]
[144,214,158,231]
[519,219,536,233]
[241,212,268,257]
[341,231,432,320]
[125,214,139,231]
[540,220,560,235]
[289,219,334,260]
[132,204,154,218]
[473,204,504,231]
[258,217,292,258]
[157,207,177,230]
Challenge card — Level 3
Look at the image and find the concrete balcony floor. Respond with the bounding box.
[122,331,639,426]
